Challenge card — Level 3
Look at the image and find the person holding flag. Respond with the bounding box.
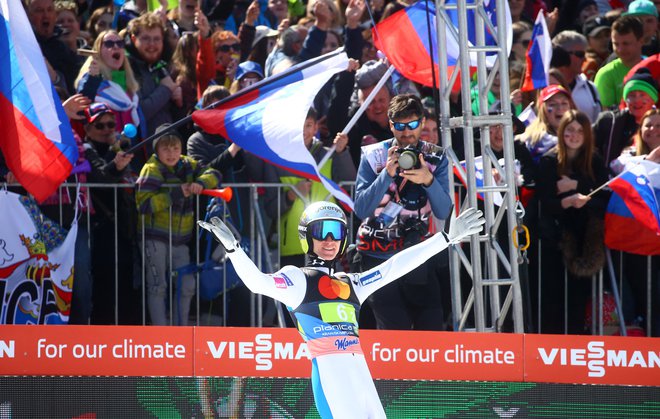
[199,201,484,418]
[536,109,610,333]
[607,108,660,336]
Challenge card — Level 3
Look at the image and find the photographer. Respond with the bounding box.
[353,94,452,330]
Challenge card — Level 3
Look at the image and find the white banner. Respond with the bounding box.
[0,192,76,324]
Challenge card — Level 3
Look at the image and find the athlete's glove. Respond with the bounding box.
[198,217,240,253]
[447,207,485,244]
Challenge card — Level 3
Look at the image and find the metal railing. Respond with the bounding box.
[15,181,656,336]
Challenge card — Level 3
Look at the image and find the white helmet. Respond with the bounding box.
[298,201,348,258]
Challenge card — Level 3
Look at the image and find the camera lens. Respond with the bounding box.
[398,150,418,170]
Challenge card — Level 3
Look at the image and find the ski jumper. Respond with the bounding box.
[225,230,450,418]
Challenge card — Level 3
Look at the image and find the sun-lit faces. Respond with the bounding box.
[100,33,126,70]
[544,93,572,130]
[132,27,163,65]
[641,113,660,150]
[562,120,585,152]
[312,236,340,261]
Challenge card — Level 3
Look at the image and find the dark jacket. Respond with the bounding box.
[592,109,638,170]
[36,31,80,94]
[127,52,173,137]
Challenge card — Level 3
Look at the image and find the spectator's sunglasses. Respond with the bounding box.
[102,39,125,49]
[391,119,422,131]
[216,43,240,53]
[94,121,116,130]
[309,220,346,241]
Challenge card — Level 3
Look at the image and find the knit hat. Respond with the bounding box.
[153,123,182,150]
[623,0,659,17]
[623,68,659,102]
[355,60,386,88]
[539,84,571,104]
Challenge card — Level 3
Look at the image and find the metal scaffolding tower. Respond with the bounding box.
[436,0,526,332]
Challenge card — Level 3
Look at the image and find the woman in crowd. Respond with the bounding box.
[536,110,609,334]
[609,109,660,336]
[75,30,142,135]
[517,84,576,164]
[85,7,114,44]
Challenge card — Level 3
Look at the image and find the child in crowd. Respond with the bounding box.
[136,124,220,325]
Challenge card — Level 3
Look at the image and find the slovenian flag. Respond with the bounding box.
[605,160,660,255]
[0,0,78,202]
[521,11,552,92]
[373,0,511,88]
[192,50,354,209]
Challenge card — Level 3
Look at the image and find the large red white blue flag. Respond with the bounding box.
[372,0,511,88]
[521,11,552,92]
[605,160,660,255]
[192,50,353,209]
[0,0,78,202]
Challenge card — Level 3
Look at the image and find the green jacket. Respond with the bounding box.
[136,154,220,245]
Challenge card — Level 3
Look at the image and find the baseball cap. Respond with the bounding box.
[582,15,611,37]
[252,25,278,49]
[623,0,659,17]
[235,61,264,81]
[539,84,571,104]
[85,102,114,123]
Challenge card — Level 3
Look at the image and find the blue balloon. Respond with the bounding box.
[123,123,138,139]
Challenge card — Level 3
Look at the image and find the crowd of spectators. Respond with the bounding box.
[1,0,659,335]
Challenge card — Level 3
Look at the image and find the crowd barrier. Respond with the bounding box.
[0,326,659,417]
[5,182,657,335]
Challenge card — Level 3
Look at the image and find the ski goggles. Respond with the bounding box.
[309,220,346,241]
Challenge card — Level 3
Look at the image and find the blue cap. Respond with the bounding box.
[624,0,659,17]
[235,61,264,81]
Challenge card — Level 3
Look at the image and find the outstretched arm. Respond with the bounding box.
[351,208,484,304]
[199,218,306,308]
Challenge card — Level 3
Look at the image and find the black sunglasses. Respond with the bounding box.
[102,39,125,49]
[217,43,240,53]
[519,39,531,48]
[568,50,586,59]
[93,121,116,130]
[391,119,422,131]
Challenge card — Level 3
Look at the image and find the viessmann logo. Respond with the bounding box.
[537,341,660,377]
[207,334,310,371]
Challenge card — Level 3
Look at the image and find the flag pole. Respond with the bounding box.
[317,64,395,169]
[586,161,641,198]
